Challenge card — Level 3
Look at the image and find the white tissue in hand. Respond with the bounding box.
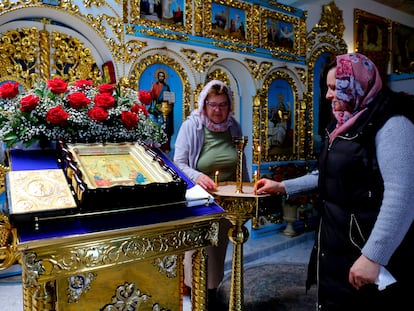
[185,185,214,207]
[375,266,396,291]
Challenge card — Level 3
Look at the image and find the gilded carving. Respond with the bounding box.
[101,282,152,311]
[252,91,265,162]
[193,0,204,36]
[181,48,219,73]
[22,224,217,286]
[251,4,261,47]
[316,1,345,36]
[193,83,204,111]
[206,69,229,86]
[67,272,97,303]
[152,255,178,278]
[123,39,148,63]
[245,58,272,81]
[0,213,18,269]
[191,249,208,311]
[214,197,256,215]
[0,27,39,89]
[22,252,45,287]
[206,221,219,247]
[52,31,102,82]
[39,21,51,81]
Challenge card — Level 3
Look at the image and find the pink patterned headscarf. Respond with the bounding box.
[329,53,383,142]
[192,79,233,132]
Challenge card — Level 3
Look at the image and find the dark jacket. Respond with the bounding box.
[307,89,414,310]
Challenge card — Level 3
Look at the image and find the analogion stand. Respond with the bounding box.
[0,146,225,311]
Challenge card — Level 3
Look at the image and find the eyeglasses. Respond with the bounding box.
[206,101,229,110]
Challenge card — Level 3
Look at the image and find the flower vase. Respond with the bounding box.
[282,201,298,237]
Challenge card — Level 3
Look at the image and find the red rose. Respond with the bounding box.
[74,80,93,88]
[98,84,115,94]
[20,94,40,112]
[131,104,148,117]
[94,93,115,109]
[88,107,108,122]
[121,111,139,129]
[47,78,68,94]
[46,106,69,125]
[67,92,91,109]
[0,81,19,99]
[138,90,152,105]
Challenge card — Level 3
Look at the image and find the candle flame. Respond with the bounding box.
[215,171,219,176]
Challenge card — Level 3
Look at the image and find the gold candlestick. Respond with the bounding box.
[233,136,248,193]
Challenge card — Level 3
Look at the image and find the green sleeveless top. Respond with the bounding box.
[196,127,237,182]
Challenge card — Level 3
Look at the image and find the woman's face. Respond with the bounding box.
[326,67,340,110]
[204,93,230,124]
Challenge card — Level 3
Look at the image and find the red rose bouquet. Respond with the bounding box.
[0,79,166,148]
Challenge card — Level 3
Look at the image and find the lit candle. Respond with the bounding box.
[257,145,261,180]
[215,170,219,184]
[254,170,258,183]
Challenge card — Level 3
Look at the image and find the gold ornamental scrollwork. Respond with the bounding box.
[101,282,152,311]
[214,197,256,216]
[245,58,272,81]
[315,1,345,37]
[0,27,40,89]
[67,272,97,303]
[152,255,178,278]
[22,252,45,287]
[23,223,217,284]
[0,213,18,270]
[52,31,102,82]
[181,48,218,73]
[206,70,230,87]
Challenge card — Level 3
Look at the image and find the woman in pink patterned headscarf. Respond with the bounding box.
[328,53,383,142]
[255,53,414,310]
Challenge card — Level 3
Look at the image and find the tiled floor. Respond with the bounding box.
[0,224,315,310]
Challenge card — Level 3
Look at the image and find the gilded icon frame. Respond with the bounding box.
[354,9,391,80]
[258,71,301,162]
[203,0,252,46]
[136,0,192,33]
[391,22,414,73]
[260,9,299,55]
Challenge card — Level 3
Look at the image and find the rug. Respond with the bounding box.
[216,263,317,311]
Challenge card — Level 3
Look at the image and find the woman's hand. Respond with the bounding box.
[196,173,217,192]
[254,178,286,195]
[349,255,380,290]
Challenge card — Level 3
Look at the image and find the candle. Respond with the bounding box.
[254,170,258,183]
[257,145,261,180]
[215,170,219,184]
